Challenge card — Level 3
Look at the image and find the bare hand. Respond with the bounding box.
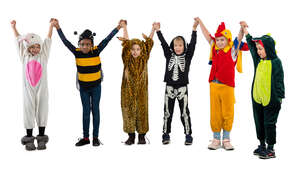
[11,20,16,28]
[153,22,160,31]
[193,17,199,30]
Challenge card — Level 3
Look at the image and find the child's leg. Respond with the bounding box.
[23,87,36,130]
[91,84,101,138]
[264,102,281,148]
[36,87,49,133]
[210,83,222,137]
[177,86,192,135]
[220,85,235,138]
[136,87,149,134]
[252,101,266,146]
[163,85,176,134]
[80,88,92,138]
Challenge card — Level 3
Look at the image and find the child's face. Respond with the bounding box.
[174,39,184,55]
[255,43,267,59]
[79,39,93,54]
[215,36,228,49]
[28,44,41,56]
[130,44,141,58]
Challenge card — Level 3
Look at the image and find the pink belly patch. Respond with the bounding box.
[26,60,42,87]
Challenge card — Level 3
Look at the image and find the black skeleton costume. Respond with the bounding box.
[156,30,197,135]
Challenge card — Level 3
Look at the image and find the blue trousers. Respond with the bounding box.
[79,84,101,138]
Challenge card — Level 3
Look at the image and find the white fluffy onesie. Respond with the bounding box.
[16,33,51,129]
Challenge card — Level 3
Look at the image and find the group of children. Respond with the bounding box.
[11,18,284,160]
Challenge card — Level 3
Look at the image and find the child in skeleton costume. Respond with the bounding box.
[197,18,249,150]
[153,19,198,145]
[241,22,285,159]
[118,21,155,145]
[11,20,54,151]
[53,19,122,147]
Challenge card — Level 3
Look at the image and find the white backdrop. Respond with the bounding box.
[0,0,299,168]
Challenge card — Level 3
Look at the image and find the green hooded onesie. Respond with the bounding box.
[245,34,285,146]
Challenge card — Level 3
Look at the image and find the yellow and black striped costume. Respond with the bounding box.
[57,28,119,88]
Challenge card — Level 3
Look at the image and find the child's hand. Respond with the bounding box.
[193,17,199,30]
[153,22,160,31]
[240,21,248,35]
[120,20,127,28]
[52,18,60,29]
[50,18,56,27]
[195,17,201,24]
[11,20,16,28]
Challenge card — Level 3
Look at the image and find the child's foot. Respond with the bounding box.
[75,138,90,146]
[36,135,49,150]
[259,148,276,159]
[162,133,170,145]
[208,139,221,150]
[185,135,193,145]
[222,139,234,151]
[92,138,101,146]
[21,136,36,151]
[124,133,135,145]
[253,145,266,156]
[138,134,146,144]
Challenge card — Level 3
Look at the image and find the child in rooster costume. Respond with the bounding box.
[197,18,248,150]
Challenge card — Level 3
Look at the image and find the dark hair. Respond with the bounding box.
[75,29,96,45]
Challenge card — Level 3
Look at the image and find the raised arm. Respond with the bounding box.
[47,18,55,39]
[154,22,171,57]
[195,17,212,44]
[97,20,122,53]
[186,18,198,57]
[148,23,156,39]
[53,19,76,53]
[11,20,20,37]
[240,21,260,64]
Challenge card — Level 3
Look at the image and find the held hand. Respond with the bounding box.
[240,21,248,35]
[193,17,199,30]
[52,18,60,29]
[194,17,201,24]
[152,22,160,31]
[11,20,16,28]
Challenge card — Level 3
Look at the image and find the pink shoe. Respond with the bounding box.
[208,139,221,150]
[222,139,234,151]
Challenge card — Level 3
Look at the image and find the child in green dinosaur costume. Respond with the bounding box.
[241,21,285,159]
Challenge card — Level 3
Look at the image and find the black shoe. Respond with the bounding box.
[138,134,146,144]
[185,135,193,145]
[125,133,135,145]
[259,148,276,159]
[93,138,100,146]
[75,138,90,147]
[162,133,170,145]
[253,145,266,156]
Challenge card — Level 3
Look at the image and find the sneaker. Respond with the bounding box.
[75,138,90,146]
[208,139,221,150]
[259,149,276,159]
[222,139,234,151]
[93,138,101,146]
[253,145,266,156]
[185,135,193,145]
[162,133,170,145]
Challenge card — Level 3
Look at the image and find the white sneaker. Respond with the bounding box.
[208,139,221,150]
[222,139,234,151]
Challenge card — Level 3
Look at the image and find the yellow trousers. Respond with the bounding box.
[210,82,235,132]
